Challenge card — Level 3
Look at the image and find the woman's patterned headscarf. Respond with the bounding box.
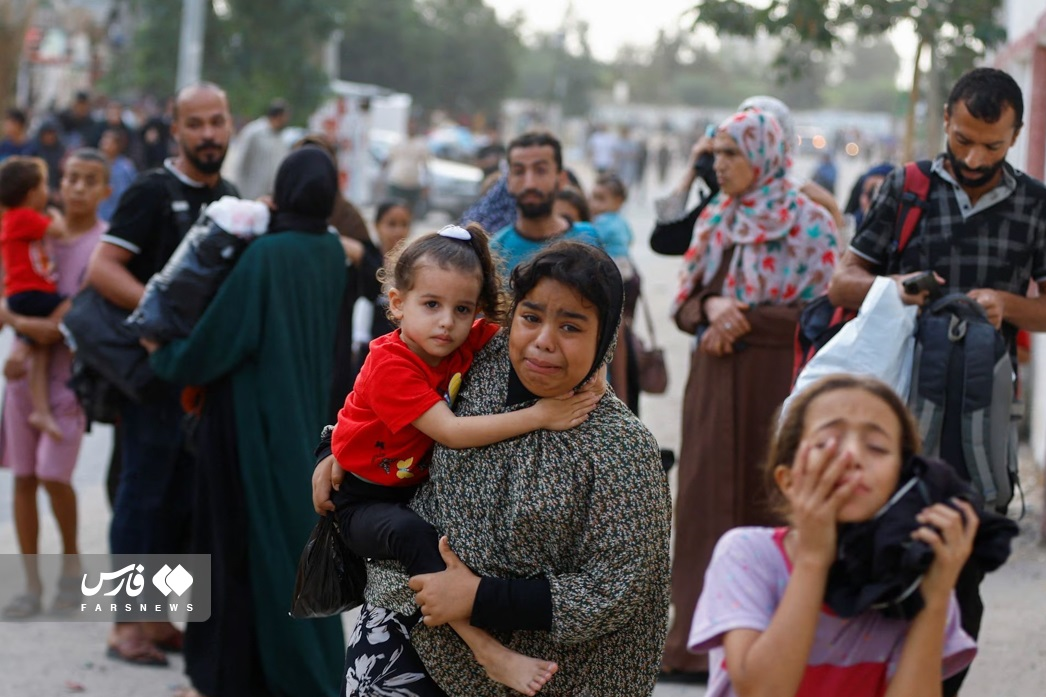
[672,109,838,312]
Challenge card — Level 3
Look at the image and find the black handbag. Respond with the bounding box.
[289,515,367,618]
[60,287,157,403]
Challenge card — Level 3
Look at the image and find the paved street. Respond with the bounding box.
[0,154,1044,695]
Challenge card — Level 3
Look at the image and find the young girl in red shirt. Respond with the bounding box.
[0,156,68,440]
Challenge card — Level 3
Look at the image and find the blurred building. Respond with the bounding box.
[989,0,1046,465]
[16,0,114,113]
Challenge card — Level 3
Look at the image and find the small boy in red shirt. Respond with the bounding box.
[0,156,69,440]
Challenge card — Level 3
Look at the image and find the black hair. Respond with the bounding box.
[267,98,289,119]
[374,199,412,225]
[4,108,27,127]
[555,187,591,223]
[509,240,617,329]
[595,173,628,202]
[563,168,582,189]
[0,156,45,208]
[291,132,337,160]
[100,126,128,151]
[383,222,506,324]
[947,67,1024,128]
[507,131,563,172]
[65,147,111,182]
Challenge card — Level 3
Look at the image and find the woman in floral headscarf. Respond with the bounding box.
[660,108,839,682]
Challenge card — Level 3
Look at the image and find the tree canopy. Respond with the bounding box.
[106,0,333,121]
[337,0,520,118]
[688,0,1007,155]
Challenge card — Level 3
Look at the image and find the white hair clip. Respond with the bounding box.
[437,225,471,241]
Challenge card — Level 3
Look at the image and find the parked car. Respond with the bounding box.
[369,130,484,219]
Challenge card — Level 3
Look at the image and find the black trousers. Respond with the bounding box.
[943,557,985,696]
[331,481,445,577]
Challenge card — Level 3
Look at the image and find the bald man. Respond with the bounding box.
[87,82,240,667]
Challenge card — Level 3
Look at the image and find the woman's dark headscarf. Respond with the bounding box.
[845,162,895,226]
[269,146,338,234]
[507,241,624,398]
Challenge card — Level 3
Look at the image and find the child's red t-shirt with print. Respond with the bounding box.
[332,319,500,486]
[1,207,57,296]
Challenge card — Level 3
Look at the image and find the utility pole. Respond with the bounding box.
[176,0,206,89]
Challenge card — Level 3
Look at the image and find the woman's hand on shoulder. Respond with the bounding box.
[913,498,978,606]
[408,537,480,626]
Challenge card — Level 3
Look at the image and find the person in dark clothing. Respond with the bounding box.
[148,145,346,697]
[58,91,103,149]
[136,102,173,170]
[26,120,66,197]
[86,81,238,669]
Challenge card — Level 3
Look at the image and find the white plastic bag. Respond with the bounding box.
[784,276,918,417]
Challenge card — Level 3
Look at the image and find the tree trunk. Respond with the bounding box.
[925,44,944,159]
[903,37,926,163]
[0,0,37,115]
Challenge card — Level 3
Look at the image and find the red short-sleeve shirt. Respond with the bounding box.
[331,319,500,486]
[1,207,57,296]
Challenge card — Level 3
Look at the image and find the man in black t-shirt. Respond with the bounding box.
[86,82,238,667]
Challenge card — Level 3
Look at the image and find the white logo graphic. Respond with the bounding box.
[81,564,146,597]
[152,564,194,597]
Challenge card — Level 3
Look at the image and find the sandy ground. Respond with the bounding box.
[1,155,1044,696]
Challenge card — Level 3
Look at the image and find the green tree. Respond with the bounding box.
[823,38,904,112]
[512,23,605,117]
[116,0,334,121]
[689,0,1007,157]
[336,0,520,118]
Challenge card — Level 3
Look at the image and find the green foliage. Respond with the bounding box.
[114,0,336,121]
[337,0,520,118]
[511,27,606,116]
[691,0,1006,76]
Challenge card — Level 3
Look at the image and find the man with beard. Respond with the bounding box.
[491,131,599,272]
[828,67,1046,697]
[86,82,238,667]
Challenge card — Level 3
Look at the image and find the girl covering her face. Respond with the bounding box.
[689,375,980,697]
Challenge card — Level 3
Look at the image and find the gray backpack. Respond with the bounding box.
[907,294,1019,513]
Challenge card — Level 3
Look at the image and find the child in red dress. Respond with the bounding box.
[0,156,68,440]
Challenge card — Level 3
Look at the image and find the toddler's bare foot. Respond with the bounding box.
[28,411,63,441]
[476,646,558,696]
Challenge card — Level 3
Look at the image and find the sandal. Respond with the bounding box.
[151,627,185,653]
[106,638,169,667]
[2,593,42,620]
[51,575,82,615]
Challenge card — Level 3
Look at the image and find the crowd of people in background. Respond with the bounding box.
[0,65,1041,697]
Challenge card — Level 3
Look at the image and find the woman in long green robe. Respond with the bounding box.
[150,147,346,697]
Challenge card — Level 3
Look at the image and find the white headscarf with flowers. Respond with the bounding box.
[672,109,839,314]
